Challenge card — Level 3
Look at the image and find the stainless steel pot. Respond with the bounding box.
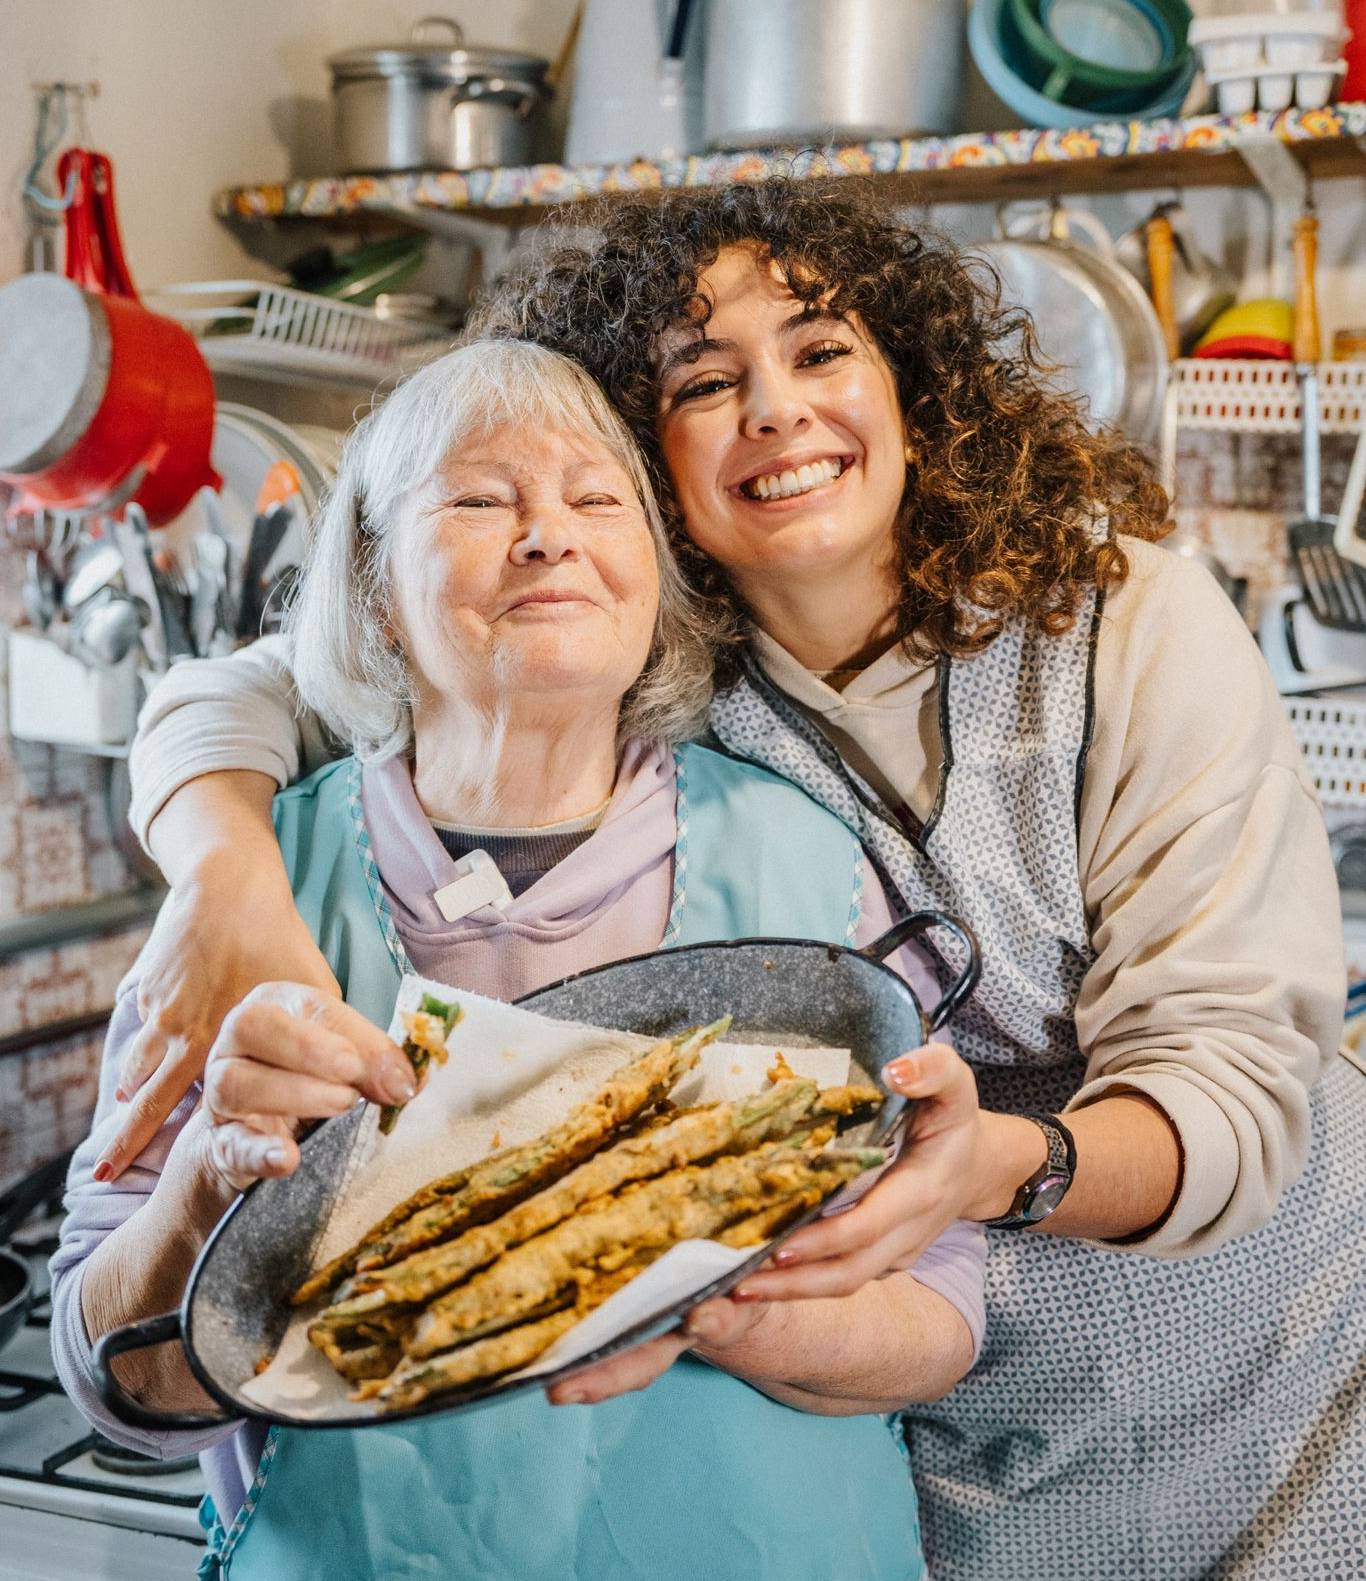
[703,0,963,148]
[977,230,1168,445]
[329,17,551,174]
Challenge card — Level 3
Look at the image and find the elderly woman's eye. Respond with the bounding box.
[451,495,502,509]
[575,493,620,508]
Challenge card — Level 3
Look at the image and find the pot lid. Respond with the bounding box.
[0,275,111,476]
[328,15,548,84]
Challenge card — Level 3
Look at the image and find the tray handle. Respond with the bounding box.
[860,908,981,1036]
[860,909,982,1147]
[92,1311,235,1431]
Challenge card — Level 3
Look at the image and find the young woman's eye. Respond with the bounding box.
[671,374,733,405]
[798,340,853,368]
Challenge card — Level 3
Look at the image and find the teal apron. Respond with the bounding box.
[205,745,924,1581]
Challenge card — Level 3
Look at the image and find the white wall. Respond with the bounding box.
[0,0,577,287]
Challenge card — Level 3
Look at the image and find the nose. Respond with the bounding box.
[509,504,579,566]
[739,359,811,443]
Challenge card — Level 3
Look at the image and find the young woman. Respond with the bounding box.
[104,182,1363,1577]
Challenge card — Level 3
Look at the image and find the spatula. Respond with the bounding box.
[1288,210,1366,630]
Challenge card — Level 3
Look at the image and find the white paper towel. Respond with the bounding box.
[241,974,853,1421]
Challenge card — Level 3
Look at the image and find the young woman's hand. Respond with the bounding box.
[195,981,413,1192]
[95,864,341,1183]
[727,1042,986,1302]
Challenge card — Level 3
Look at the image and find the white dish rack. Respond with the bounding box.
[1160,358,1366,489]
[147,280,451,387]
[1285,696,1366,808]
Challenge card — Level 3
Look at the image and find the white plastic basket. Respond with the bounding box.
[1168,359,1366,435]
[148,280,451,386]
[1285,696,1366,807]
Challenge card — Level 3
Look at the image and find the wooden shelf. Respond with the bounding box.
[216,105,1366,228]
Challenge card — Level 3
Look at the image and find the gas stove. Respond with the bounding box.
[0,1162,206,1580]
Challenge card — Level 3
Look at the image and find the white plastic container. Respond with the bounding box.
[7,629,139,749]
[1192,10,1346,108]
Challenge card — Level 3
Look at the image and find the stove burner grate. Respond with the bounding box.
[90,1433,202,1477]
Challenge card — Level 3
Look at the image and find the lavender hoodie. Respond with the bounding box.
[51,741,986,1527]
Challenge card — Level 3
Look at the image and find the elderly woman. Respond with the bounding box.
[53,339,986,1581]
[97,179,1364,1577]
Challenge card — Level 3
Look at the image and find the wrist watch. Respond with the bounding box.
[984,1113,1076,1229]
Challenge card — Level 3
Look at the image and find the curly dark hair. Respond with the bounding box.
[471,178,1172,660]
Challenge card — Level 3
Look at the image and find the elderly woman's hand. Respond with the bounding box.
[196,982,414,1192]
[94,870,341,1183]
[730,1043,984,1302]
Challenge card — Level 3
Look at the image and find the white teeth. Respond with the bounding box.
[743,458,844,500]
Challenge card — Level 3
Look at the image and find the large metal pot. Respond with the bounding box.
[704,0,964,147]
[329,17,551,174]
[977,221,1168,446]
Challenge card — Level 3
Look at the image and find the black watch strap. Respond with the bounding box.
[984,1113,1077,1230]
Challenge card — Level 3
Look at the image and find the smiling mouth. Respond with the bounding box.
[738,457,851,502]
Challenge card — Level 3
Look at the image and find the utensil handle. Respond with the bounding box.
[1146,214,1180,361]
[92,1311,235,1430]
[860,909,982,1036]
[1335,427,1366,568]
[1294,212,1321,365]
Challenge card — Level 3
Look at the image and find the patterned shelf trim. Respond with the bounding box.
[216,104,1366,221]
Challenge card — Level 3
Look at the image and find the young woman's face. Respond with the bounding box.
[654,245,907,602]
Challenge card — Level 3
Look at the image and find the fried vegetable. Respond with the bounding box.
[334,1079,823,1311]
[379,995,462,1135]
[291,1019,727,1308]
[353,1020,728,1272]
[373,1254,660,1411]
[405,1145,882,1361]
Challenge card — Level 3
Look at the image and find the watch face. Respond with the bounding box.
[1024,1173,1070,1221]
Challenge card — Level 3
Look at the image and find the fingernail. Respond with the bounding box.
[113,1088,127,1105]
[772,1249,799,1266]
[262,1143,288,1169]
[732,1285,757,1302]
[556,1389,586,1405]
[382,1062,417,1103]
[92,1160,112,1183]
[884,1057,918,1085]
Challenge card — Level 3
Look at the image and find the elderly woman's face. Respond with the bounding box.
[654,245,906,597]
[388,424,660,715]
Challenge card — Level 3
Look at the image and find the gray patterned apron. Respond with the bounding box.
[709,601,1366,1580]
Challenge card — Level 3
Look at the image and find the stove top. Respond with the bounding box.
[0,1168,206,1575]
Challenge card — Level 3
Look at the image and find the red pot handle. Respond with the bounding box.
[58,148,140,302]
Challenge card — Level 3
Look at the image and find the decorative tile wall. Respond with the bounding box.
[0,547,151,1193]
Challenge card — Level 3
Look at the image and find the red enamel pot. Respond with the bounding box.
[0,150,219,524]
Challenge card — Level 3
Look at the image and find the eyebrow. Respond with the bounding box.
[656,307,845,383]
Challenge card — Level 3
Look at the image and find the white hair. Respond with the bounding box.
[286,338,718,761]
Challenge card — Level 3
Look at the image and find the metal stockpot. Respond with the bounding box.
[329,17,551,174]
[703,0,964,147]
